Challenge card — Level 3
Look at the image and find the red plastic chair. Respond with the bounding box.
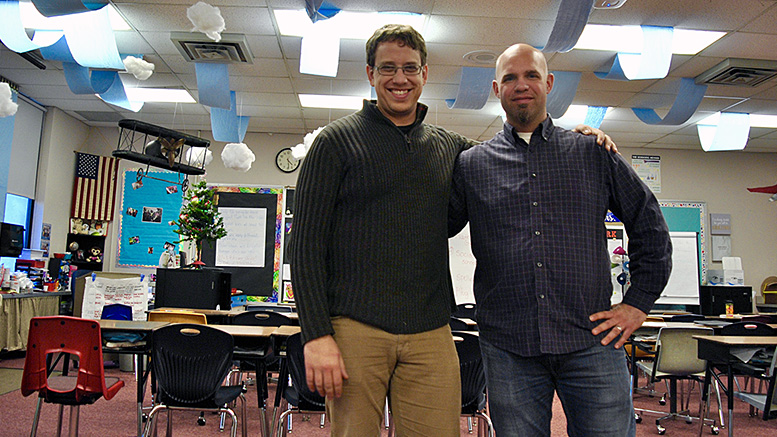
[21,316,124,436]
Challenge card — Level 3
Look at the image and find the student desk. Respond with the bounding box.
[151,306,300,325]
[100,320,170,437]
[695,335,777,437]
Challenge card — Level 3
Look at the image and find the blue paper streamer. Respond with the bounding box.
[31,0,108,17]
[62,62,116,94]
[0,2,124,70]
[38,32,78,63]
[697,112,750,152]
[211,91,250,143]
[62,6,124,69]
[632,78,707,126]
[595,26,673,81]
[98,73,143,112]
[445,67,494,110]
[0,1,55,53]
[196,63,231,109]
[305,0,340,22]
[547,71,581,118]
[583,106,608,129]
[542,0,595,53]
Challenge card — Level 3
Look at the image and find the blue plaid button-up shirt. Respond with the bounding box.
[449,117,672,356]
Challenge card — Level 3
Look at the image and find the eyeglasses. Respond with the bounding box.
[374,64,423,76]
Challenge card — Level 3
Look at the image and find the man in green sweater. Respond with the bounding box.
[290,24,612,436]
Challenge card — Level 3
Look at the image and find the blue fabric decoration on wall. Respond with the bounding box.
[632,78,707,125]
[211,91,250,143]
[547,71,582,118]
[445,67,494,110]
[542,0,595,53]
[195,63,231,109]
[117,170,184,268]
[31,0,107,17]
[0,89,17,218]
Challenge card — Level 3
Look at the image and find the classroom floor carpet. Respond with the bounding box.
[1,353,775,436]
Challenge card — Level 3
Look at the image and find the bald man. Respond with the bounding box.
[448,44,672,436]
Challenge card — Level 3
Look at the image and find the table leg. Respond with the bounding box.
[271,357,289,437]
[135,354,143,437]
[727,365,734,437]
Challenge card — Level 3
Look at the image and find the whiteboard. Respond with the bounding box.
[655,231,700,305]
[215,207,266,267]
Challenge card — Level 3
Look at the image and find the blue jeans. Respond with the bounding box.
[480,338,636,437]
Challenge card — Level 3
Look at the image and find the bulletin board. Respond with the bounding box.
[117,170,183,267]
[659,201,707,284]
[200,186,283,300]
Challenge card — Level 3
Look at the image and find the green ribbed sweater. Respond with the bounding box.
[290,100,473,344]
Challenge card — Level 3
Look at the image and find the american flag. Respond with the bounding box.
[71,152,118,221]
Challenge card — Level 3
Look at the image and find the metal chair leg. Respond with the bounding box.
[56,404,64,437]
[30,397,43,437]
[68,405,80,437]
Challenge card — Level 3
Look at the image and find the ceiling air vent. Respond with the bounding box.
[695,58,777,87]
[170,32,254,64]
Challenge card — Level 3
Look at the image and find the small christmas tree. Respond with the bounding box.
[172,180,227,266]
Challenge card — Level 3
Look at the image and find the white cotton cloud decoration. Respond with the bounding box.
[123,56,155,81]
[290,126,324,160]
[185,147,213,167]
[0,83,19,118]
[221,143,255,172]
[187,2,226,42]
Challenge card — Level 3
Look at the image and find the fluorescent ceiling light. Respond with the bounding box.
[299,94,366,110]
[700,113,777,129]
[574,24,725,55]
[274,10,425,39]
[123,88,195,103]
[19,2,131,31]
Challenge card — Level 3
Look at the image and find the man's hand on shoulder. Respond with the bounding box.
[303,335,349,398]
[574,124,618,154]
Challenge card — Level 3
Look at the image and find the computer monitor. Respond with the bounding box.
[698,285,753,316]
[0,222,24,257]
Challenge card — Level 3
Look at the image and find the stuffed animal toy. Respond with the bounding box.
[86,246,103,263]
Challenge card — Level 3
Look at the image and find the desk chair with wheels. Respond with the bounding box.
[275,332,327,437]
[719,321,777,420]
[21,316,125,437]
[636,326,720,435]
[143,324,247,437]
[232,310,294,433]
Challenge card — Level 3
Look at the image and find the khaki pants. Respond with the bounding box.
[327,317,461,437]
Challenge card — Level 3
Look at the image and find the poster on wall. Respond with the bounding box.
[631,155,661,193]
[117,170,184,268]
